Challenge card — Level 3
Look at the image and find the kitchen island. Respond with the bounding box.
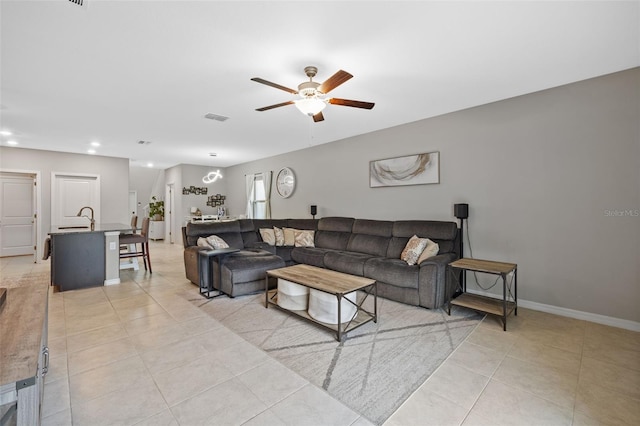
[49,223,134,291]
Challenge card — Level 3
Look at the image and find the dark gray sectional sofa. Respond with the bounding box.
[182,216,459,309]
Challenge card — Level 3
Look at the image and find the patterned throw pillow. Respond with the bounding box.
[400,235,429,265]
[205,235,230,250]
[417,239,440,264]
[283,228,296,246]
[259,228,276,246]
[197,237,212,248]
[294,229,315,247]
[273,227,285,246]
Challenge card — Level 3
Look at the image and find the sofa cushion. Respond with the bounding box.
[364,257,420,289]
[324,251,374,276]
[387,220,458,257]
[285,219,318,230]
[239,219,259,247]
[290,247,332,268]
[316,231,351,250]
[314,217,355,250]
[347,234,390,257]
[352,219,393,237]
[275,246,295,265]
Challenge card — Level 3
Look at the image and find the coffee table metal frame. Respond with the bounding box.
[197,248,240,298]
[265,265,377,341]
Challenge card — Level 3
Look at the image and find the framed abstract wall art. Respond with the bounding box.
[370,151,440,187]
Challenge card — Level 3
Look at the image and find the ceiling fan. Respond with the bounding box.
[251,66,375,122]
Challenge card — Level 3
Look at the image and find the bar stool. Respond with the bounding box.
[120,215,138,270]
[119,217,152,273]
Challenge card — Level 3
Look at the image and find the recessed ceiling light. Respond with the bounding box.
[0,130,12,136]
[7,140,18,146]
[147,162,153,168]
[87,149,96,154]
[91,141,100,147]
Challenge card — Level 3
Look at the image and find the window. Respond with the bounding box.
[252,174,267,218]
[245,171,272,219]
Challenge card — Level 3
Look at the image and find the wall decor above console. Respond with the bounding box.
[370,151,440,187]
[183,186,209,195]
[206,194,226,207]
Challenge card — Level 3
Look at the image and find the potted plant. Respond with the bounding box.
[149,196,164,221]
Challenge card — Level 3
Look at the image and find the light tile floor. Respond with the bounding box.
[1,242,639,425]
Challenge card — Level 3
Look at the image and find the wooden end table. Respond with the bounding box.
[447,258,517,331]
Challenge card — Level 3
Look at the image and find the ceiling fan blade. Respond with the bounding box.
[318,70,353,94]
[251,77,298,95]
[255,101,294,111]
[312,111,325,122]
[328,98,375,109]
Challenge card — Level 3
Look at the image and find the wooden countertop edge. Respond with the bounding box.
[0,281,48,385]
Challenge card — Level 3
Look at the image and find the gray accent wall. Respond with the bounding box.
[225,68,640,323]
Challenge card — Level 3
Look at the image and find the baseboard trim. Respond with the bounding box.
[104,278,121,286]
[464,288,640,332]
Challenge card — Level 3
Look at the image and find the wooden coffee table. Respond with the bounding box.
[265,264,377,341]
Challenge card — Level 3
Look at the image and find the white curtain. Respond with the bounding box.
[262,170,272,219]
[245,173,256,219]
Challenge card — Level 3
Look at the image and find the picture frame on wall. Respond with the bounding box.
[369,151,440,187]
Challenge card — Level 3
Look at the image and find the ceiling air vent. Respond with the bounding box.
[137,140,152,145]
[204,113,229,122]
[68,0,86,6]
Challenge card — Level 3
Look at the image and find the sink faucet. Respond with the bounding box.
[76,206,95,230]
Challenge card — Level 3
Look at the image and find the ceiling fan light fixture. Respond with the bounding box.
[294,97,327,116]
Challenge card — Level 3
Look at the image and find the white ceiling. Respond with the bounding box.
[1,1,638,169]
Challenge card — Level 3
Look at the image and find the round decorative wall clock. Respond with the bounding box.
[276,167,295,198]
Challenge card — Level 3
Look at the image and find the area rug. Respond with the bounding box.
[196,292,483,425]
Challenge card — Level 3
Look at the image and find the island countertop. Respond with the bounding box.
[49,223,133,235]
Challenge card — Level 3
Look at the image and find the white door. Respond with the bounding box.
[51,173,101,227]
[0,174,36,257]
[129,190,137,217]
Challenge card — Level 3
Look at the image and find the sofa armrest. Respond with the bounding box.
[184,245,210,285]
[417,252,458,308]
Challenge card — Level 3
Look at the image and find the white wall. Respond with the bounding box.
[163,164,229,244]
[129,166,165,218]
[0,147,129,255]
[180,164,228,218]
[226,68,640,323]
